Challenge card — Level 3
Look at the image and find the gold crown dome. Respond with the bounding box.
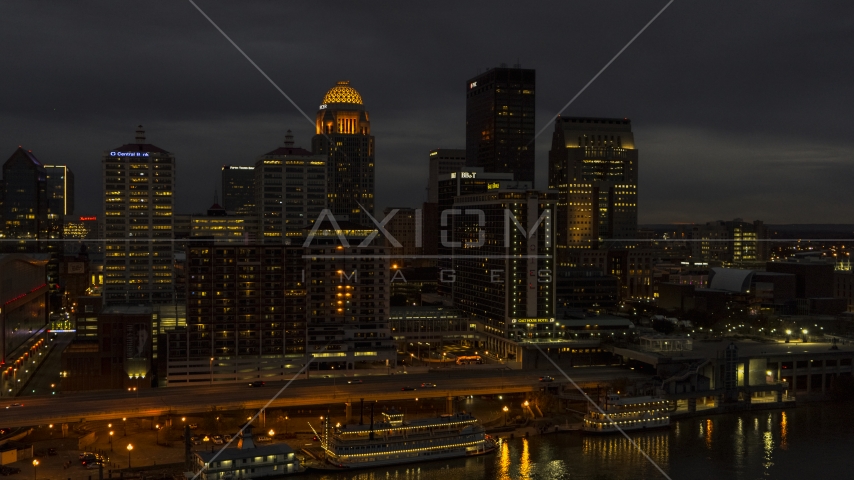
[322,80,363,105]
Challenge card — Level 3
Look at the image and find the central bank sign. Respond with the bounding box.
[110,152,149,157]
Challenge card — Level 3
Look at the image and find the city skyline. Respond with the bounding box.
[1,1,852,224]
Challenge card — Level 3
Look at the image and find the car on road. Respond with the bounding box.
[249,380,266,387]
[347,379,363,384]
[401,386,416,391]
[223,434,232,442]
[212,435,224,445]
[81,453,105,466]
[539,376,555,382]
[420,382,436,388]
[188,423,199,430]
[5,403,23,409]
[79,452,94,460]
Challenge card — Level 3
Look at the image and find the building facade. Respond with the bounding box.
[449,188,556,343]
[166,243,305,385]
[548,117,639,258]
[44,164,74,217]
[258,131,327,243]
[1,147,49,252]
[466,66,536,183]
[427,149,466,203]
[102,126,175,304]
[221,165,255,214]
[311,81,375,227]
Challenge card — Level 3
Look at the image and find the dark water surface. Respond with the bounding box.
[303,405,854,480]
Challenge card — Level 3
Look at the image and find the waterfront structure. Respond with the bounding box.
[0,147,49,252]
[258,131,327,243]
[322,411,495,469]
[466,66,536,183]
[192,426,300,479]
[303,222,396,370]
[166,243,305,385]
[221,165,255,214]
[548,117,638,258]
[102,126,175,305]
[583,395,670,433]
[312,81,375,227]
[449,186,556,349]
[44,164,74,217]
[427,149,466,203]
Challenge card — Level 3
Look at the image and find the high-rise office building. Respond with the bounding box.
[427,149,466,203]
[221,165,255,214]
[465,66,536,184]
[311,81,375,227]
[450,187,556,352]
[102,126,175,304]
[45,165,75,217]
[548,117,639,260]
[257,131,326,243]
[1,147,49,252]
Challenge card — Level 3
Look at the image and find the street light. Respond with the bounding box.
[210,357,214,385]
[268,429,275,437]
[109,431,114,451]
[127,443,133,469]
[502,406,509,426]
[32,459,38,480]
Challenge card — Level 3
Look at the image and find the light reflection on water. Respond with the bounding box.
[303,406,854,480]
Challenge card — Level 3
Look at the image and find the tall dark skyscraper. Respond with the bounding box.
[221,165,255,214]
[1,147,49,252]
[311,80,375,227]
[45,165,74,217]
[548,117,638,261]
[465,66,536,184]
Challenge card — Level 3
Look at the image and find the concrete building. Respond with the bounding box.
[427,149,466,203]
[221,165,255,214]
[665,219,769,264]
[835,270,854,312]
[190,203,258,244]
[766,257,835,298]
[257,131,326,243]
[555,267,619,310]
[166,243,305,386]
[102,126,175,305]
[548,117,638,257]
[61,304,155,391]
[382,207,419,266]
[466,66,536,184]
[303,222,396,371]
[311,81,375,227]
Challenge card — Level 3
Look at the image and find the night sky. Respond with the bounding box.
[1,1,852,223]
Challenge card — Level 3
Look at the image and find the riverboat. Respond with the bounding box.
[319,410,496,469]
[582,394,670,433]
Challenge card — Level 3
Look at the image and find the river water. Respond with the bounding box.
[302,405,854,480]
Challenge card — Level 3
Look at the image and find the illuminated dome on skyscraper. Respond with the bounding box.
[321,80,363,105]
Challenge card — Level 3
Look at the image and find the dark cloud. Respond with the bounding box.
[1,0,851,222]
